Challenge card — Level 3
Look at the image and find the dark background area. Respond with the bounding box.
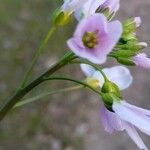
[0,0,150,149]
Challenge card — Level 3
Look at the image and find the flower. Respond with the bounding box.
[134,17,142,27]
[133,53,150,69]
[99,0,120,16]
[81,64,133,90]
[61,0,87,15]
[67,14,122,64]
[100,100,150,150]
[74,0,107,20]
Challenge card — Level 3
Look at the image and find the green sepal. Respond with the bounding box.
[114,50,137,57]
[117,57,135,66]
[101,93,121,111]
[101,81,122,98]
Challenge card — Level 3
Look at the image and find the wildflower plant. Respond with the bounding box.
[1,0,150,149]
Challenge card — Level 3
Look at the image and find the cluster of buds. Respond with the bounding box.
[111,17,150,68]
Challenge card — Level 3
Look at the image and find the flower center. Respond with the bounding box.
[82,31,98,49]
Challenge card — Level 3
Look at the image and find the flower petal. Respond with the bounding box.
[113,101,150,133]
[92,71,104,87]
[67,38,107,64]
[122,101,150,117]
[133,53,150,69]
[103,66,133,90]
[124,122,148,150]
[100,106,114,133]
[100,106,124,133]
[80,64,96,77]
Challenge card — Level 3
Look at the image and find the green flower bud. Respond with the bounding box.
[101,81,122,98]
[101,93,121,111]
[53,9,71,26]
[114,50,136,57]
[117,57,135,66]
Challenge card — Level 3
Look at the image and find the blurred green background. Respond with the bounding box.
[0,0,150,149]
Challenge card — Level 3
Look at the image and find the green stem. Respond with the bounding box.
[71,59,108,81]
[0,52,75,121]
[44,76,102,95]
[14,85,82,108]
[20,26,56,88]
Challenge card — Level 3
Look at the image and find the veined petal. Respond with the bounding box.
[100,106,114,133]
[122,101,150,117]
[100,106,124,133]
[113,101,150,132]
[124,122,148,150]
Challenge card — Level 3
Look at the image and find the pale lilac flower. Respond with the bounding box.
[81,64,132,90]
[61,0,87,14]
[74,0,106,20]
[68,14,122,64]
[100,0,120,14]
[100,100,150,150]
[133,53,150,69]
[134,17,142,27]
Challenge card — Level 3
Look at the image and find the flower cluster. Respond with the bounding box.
[60,0,150,149]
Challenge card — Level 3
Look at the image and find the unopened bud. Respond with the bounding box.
[117,57,135,66]
[101,81,121,98]
[137,42,148,49]
[53,10,71,26]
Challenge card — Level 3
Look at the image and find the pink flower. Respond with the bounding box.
[133,53,150,69]
[100,100,150,150]
[67,14,122,64]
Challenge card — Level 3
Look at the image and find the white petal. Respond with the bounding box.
[80,64,96,77]
[103,66,133,90]
[62,0,86,13]
[122,101,150,117]
[139,128,150,136]
[113,101,150,132]
[124,122,148,150]
[92,71,105,87]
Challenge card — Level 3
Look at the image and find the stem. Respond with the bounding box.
[44,77,102,95]
[0,52,74,121]
[14,85,82,108]
[20,26,56,88]
[71,59,108,81]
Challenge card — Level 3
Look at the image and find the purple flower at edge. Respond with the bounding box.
[133,53,150,69]
[67,14,122,64]
[100,100,150,150]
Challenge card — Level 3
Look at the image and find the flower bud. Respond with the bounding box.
[52,9,71,26]
[101,81,121,98]
[117,57,135,66]
[101,93,120,111]
[137,42,148,49]
[122,17,141,40]
[114,50,136,57]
